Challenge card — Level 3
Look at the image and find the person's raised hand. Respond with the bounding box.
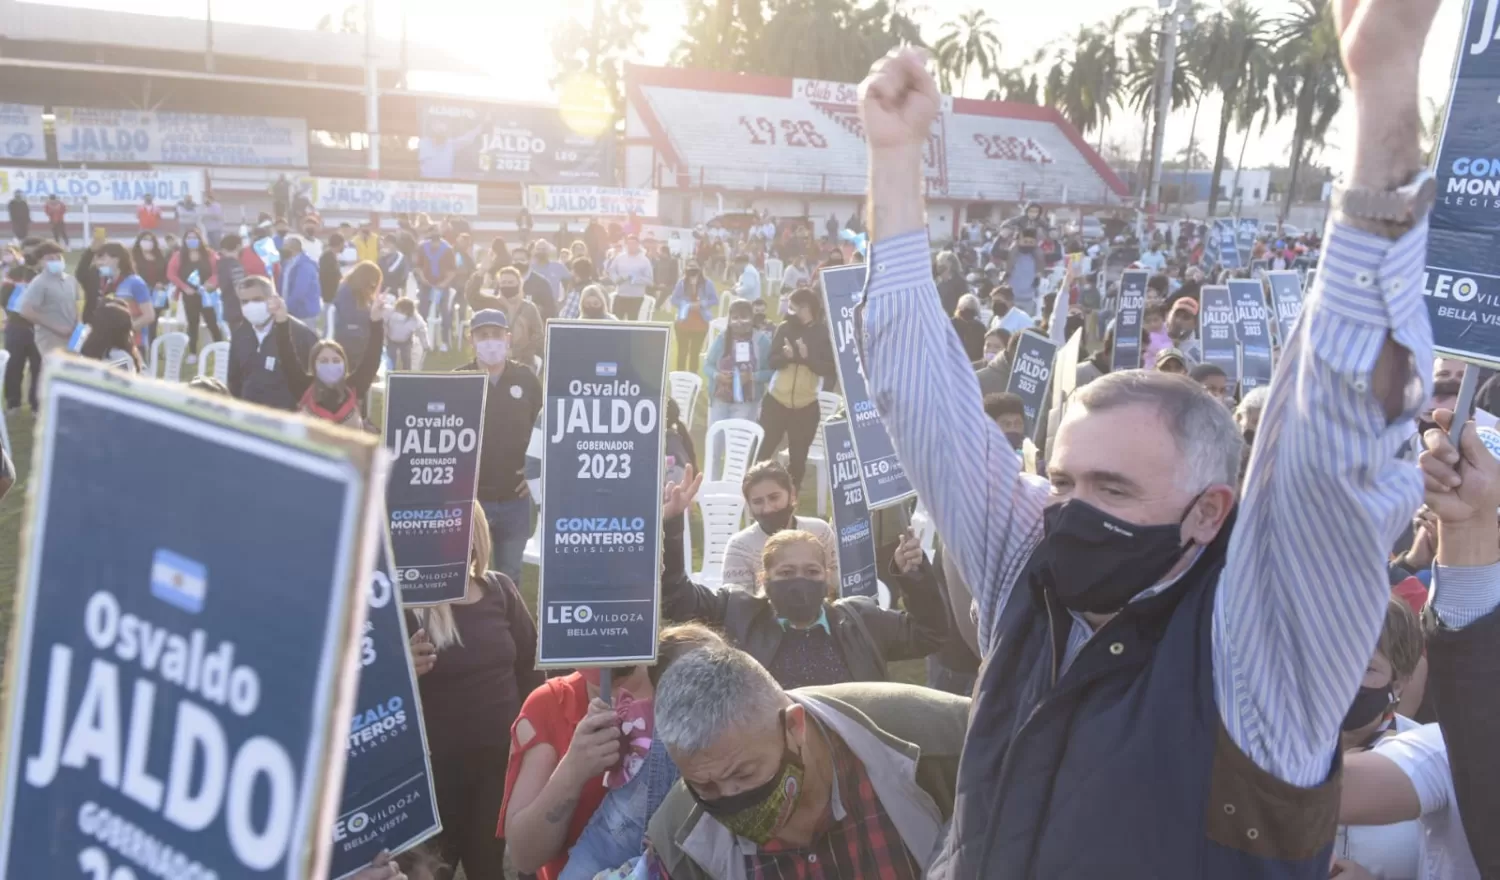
[892,527,925,575]
[1420,410,1500,527]
[409,628,437,677]
[347,851,405,880]
[268,294,288,323]
[662,464,703,520]
[559,697,623,783]
[1335,0,1440,91]
[1401,507,1438,571]
[858,48,940,155]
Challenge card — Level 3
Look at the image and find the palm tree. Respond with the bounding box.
[751,0,921,83]
[986,69,1040,104]
[1124,10,1203,186]
[1272,0,1344,219]
[675,0,764,71]
[1041,25,1126,144]
[1196,0,1270,215]
[933,9,1002,97]
[1227,76,1275,210]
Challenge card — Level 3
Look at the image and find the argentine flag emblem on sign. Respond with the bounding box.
[150,549,207,614]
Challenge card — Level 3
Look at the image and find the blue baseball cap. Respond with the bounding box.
[470,309,509,331]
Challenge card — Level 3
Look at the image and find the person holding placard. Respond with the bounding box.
[703,298,771,426]
[269,290,388,429]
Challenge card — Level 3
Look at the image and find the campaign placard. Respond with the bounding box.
[820,264,916,510]
[538,322,669,667]
[1200,284,1240,389]
[1267,271,1305,347]
[1237,217,1259,260]
[54,108,309,167]
[0,359,380,880]
[418,103,613,184]
[384,373,488,606]
[1005,331,1057,440]
[1110,270,1148,372]
[1215,219,1243,269]
[823,419,879,600]
[329,536,440,880]
[1228,279,1273,389]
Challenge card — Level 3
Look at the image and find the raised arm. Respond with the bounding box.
[1213,0,1440,787]
[858,51,1048,654]
[271,309,314,402]
[661,515,732,626]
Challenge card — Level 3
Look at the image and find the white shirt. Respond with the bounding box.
[1373,723,1480,880]
[1139,249,1166,271]
[1337,715,1423,880]
[735,264,762,300]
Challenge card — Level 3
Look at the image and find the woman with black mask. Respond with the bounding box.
[757,286,837,489]
[659,467,947,688]
[719,460,838,588]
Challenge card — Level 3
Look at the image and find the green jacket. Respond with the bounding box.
[647,683,970,880]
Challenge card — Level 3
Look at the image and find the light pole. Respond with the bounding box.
[1144,0,1189,236]
[364,0,380,174]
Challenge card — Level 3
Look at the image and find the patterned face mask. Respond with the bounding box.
[688,709,805,844]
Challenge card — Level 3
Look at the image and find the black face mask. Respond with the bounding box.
[1341,684,1394,732]
[754,505,794,536]
[1004,430,1025,451]
[1040,497,1198,613]
[765,576,827,624]
[500,285,521,298]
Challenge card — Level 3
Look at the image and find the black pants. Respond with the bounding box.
[758,395,820,489]
[51,222,69,247]
[3,320,40,411]
[430,743,509,880]
[613,294,642,321]
[676,327,705,372]
[182,291,222,354]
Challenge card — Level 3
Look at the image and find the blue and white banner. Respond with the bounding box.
[330,537,440,880]
[1110,270,1148,372]
[1208,218,1242,269]
[384,373,488,606]
[54,108,309,167]
[820,265,915,510]
[308,178,481,217]
[526,185,659,219]
[1005,331,1056,440]
[539,322,669,667]
[419,103,613,184]
[0,167,205,208]
[1426,0,1500,366]
[822,419,878,600]
[0,104,46,161]
[1228,279,1273,390]
[1237,217,1259,259]
[0,360,379,880]
[1267,270,1304,347]
[1200,284,1240,388]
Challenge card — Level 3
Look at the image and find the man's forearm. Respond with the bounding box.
[1437,521,1500,569]
[867,147,926,241]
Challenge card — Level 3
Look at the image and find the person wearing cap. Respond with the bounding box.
[1167,296,1202,364]
[1154,348,1188,375]
[459,308,543,584]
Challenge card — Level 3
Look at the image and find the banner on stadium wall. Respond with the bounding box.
[1110,270,1148,372]
[329,536,440,880]
[0,359,380,880]
[538,322,669,667]
[820,264,916,510]
[526,185,659,219]
[0,167,205,207]
[54,107,309,167]
[1228,279,1273,389]
[384,373,489,606]
[823,418,879,600]
[1006,331,1056,440]
[307,178,480,217]
[1200,284,1240,389]
[418,103,612,184]
[1267,270,1304,346]
[1425,0,1500,366]
[0,104,46,161]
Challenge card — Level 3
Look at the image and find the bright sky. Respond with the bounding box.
[34,0,1469,170]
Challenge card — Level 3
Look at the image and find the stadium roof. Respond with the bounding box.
[624,64,1128,206]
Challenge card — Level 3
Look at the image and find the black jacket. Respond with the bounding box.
[523,272,557,323]
[1424,604,1500,876]
[767,318,838,405]
[660,515,946,684]
[455,359,542,502]
[7,196,29,233]
[318,251,342,304]
[228,317,318,411]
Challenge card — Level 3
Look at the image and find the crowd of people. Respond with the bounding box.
[2,0,1498,877]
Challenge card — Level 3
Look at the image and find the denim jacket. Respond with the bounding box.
[560,738,680,880]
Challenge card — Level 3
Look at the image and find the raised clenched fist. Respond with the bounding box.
[858,48,940,155]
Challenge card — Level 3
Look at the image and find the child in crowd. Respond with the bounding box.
[385,297,428,371]
[1141,301,1171,366]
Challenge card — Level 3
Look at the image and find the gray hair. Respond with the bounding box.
[1236,386,1270,419]
[956,293,981,317]
[654,644,785,755]
[1069,370,1243,491]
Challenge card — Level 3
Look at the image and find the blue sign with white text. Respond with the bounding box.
[539,322,669,666]
[0,368,369,879]
[1426,0,1500,365]
[820,264,916,510]
[1215,219,1243,269]
[1006,332,1057,440]
[384,373,489,605]
[1200,284,1240,389]
[823,419,879,600]
[329,540,440,880]
[1111,270,1148,372]
[1237,218,1259,259]
[1267,271,1305,347]
[1228,279,1273,390]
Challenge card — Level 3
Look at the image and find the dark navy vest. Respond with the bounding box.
[935,513,1342,878]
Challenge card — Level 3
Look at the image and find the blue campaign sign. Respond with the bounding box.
[1111,270,1148,372]
[1005,331,1057,439]
[1215,220,1243,269]
[1426,0,1500,366]
[1228,279,1273,390]
[1200,284,1241,389]
[539,322,669,666]
[1267,271,1305,347]
[0,362,378,880]
[384,373,489,606]
[1237,218,1259,256]
[823,419,879,600]
[329,537,440,880]
[820,264,916,510]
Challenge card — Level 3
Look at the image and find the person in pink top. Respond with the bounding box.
[165,225,222,360]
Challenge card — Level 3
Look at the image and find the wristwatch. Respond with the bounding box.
[1332,169,1437,236]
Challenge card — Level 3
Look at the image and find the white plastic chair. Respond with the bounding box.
[704,418,763,485]
[635,294,657,322]
[323,302,337,340]
[693,482,747,591]
[197,340,231,385]
[148,332,190,382]
[765,257,785,298]
[523,497,543,567]
[805,392,844,516]
[704,317,728,360]
[0,350,9,452]
[668,371,704,428]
